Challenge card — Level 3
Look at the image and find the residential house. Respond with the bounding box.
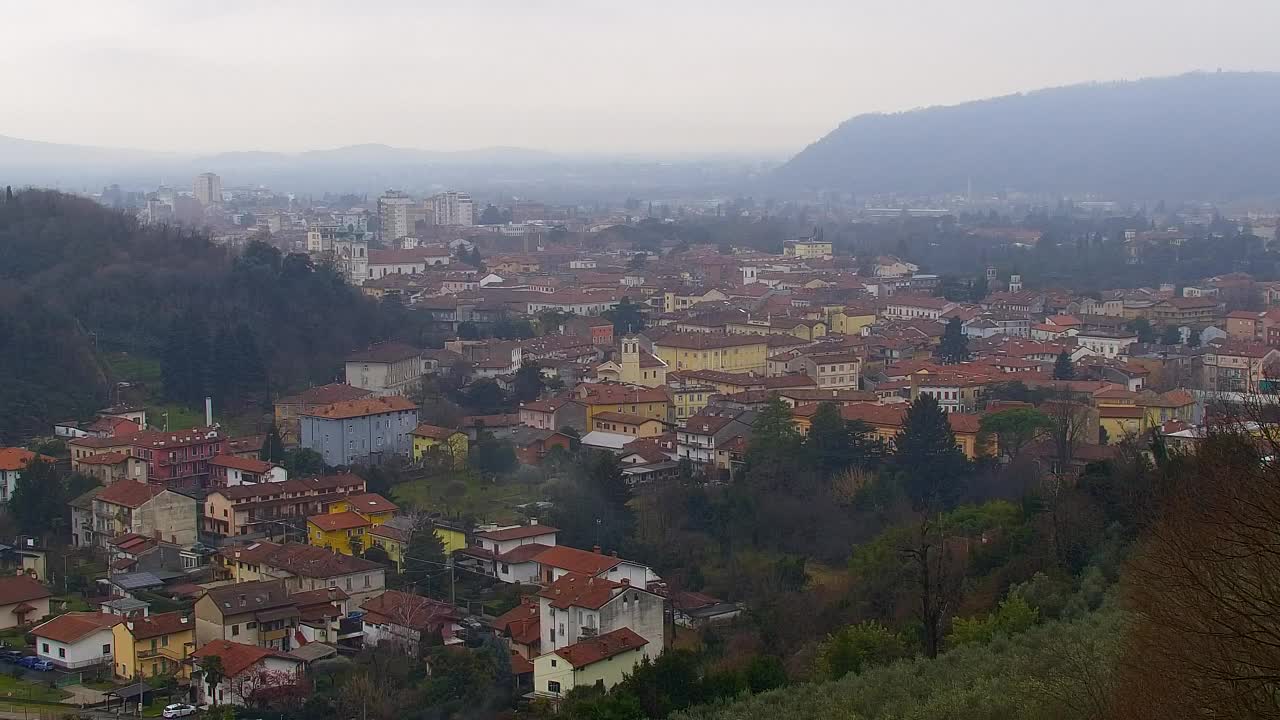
[457,524,559,583]
[217,541,386,607]
[649,333,770,375]
[1075,330,1139,359]
[537,572,663,657]
[194,578,347,652]
[111,611,196,680]
[274,384,374,445]
[794,352,862,390]
[671,591,742,628]
[366,518,410,570]
[126,427,226,489]
[0,575,51,629]
[202,474,366,539]
[882,295,956,321]
[531,545,655,588]
[492,596,541,659]
[1149,296,1225,326]
[359,590,463,654]
[410,425,469,467]
[209,456,287,487]
[837,404,989,459]
[676,413,752,472]
[191,640,304,707]
[32,612,117,669]
[306,493,397,556]
[0,449,54,504]
[344,343,424,396]
[1201,340,1280,392]
[88,480,198,550]
[574,384,670,426]
[300,396,419,466]
[590,412,665,438]
[506,427,574,466]
[69,487,102,548]
[72,451,148,485]
[518,398,587,433]
[1136,389,1196,428]
[532,627,649,698]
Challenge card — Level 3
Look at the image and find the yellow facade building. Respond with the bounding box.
[112,611,195,680]
[307,493,398,556]
[651,333,770,375]
[532,628,649,698]
[593,337,668,387]
[575,384,671,426]
[410,424,469,467]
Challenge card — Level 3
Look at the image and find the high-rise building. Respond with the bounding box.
[429,191,474,227]
[378,190,414,240]
[193,173,222,206]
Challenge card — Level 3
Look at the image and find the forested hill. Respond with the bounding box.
[0,190,431,442]
[775,71,1280,199]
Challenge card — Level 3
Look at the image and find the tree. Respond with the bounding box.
[606,296,646,335]
[1125,317,1155,344]
[1053,350,1076,380]
[462,379,507,414]
[804,402,856,477]
[979,407,1053,460]
[1160,324,1183,345]
[937,317,969,364]
[403,517,447,592]
[9,460,66,537]
[201,655,226,706]
[893,395,970,513]
[282,448,326,476]
[512,361,545,403]
[478,205,503,225]
[815,621,906,680]
[261,424,285,464]
[470,432,518,478]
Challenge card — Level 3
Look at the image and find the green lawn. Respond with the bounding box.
[51,594,91,613]
[0,673,73,703]
[103,352,163,387]
[391,470,545,525]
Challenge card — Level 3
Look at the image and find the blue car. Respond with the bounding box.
[17,656,36,668]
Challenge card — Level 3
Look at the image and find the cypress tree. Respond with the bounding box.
[1053,350,1076,380]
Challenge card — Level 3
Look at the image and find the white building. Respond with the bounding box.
[429,191,474,226]
[194,173,223,206]
[32,612,117,669]
[378,191,415,240]
[536,573,664,658]
[1075,330,1139,359]
[191,640,304,707]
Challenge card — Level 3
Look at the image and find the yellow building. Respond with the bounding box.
[112,611,195,680]
[662,289,729,313]
[575,383,671,426]
[532,628,649,698]
[594,337,668,387]
[1094,386,1144,442]
[411,424,469,467]
[651,333,770,375]
[831,306,877,336]
[1136,389,1196,429]
[591,412,666,437]
[308,493,398,556]
[670,385,717,421]
[783,240,834,259]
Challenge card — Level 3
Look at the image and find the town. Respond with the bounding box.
[0,170,1277,720]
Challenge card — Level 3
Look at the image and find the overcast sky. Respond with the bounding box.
[4,1,1279,156]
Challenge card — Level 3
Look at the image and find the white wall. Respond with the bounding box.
[37,628,113,669]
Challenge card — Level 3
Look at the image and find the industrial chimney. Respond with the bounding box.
[205,397,213,427]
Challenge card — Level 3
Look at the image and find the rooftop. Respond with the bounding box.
[304,396,417,420]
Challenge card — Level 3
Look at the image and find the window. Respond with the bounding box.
[246,622,257,630]
[550,659,557,668]
[150,639,157,651]
[41,643,48,653]
[547,681,562,694]
[162,636,169,647]
[103,644,111,655]
[345,577,353,591]
[231,625,240,637]
[500,563,510,574]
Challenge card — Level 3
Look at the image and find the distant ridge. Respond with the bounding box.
[775,72,1280,200]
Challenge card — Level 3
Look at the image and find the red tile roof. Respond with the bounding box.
[359,590,459,631]
[308,511,370,532]
[0,448,54,472]
[474,525,559,542]
[123,611,193,640]
[492,600,541,647]
[532,546,621,576]
[342,493,398,514]
[553,627,648,668]
[95,480,166,509]
[304,396,417,420]
[74,450,134,466]
[0,576,52,607]
[411,424,463,440]
[192,640,295,677]
[277,384,373,407]
[537,572,624,610]
[210,455,275,473]
[32,612,117,644]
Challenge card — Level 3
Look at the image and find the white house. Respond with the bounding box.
[457,524,559,583]
[537,573,664,657]
[532,628,649,698]
[209,456,287,487]
[1075,330,1139,359]
[32,612,117,669]
[0,449,54,504]
[191,640,304,707]
[0,575,52,629]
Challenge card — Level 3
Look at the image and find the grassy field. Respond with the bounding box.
[0,673,73,703]
[391,470,545,525]
[51,594,91,613]
[103,352,163,387]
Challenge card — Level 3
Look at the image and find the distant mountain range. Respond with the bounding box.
[776,72,1280,200]
[0,136,773,199]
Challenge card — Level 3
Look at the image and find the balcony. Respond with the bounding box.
[137,647,184,662]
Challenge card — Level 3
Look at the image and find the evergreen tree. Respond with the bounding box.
[9,459,66,537]
[1053,350,1076,380]
[511,361,545,403]
[403,517,447,593]
[805,402,856,477]
[937,317,970,364]
[261,424,286,463]
[893,395,970,513]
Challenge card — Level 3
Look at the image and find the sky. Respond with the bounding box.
[4,0,1280,156]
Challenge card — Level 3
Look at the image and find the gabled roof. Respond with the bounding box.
[122,611,192,640]
[492,600,540,647]
[210,455,276,473]
[553,627,648,668]
[411,424,464,440]
[304,396,417,420]
[276,383,373,407]
[95,480,167,509]
[0,448,55,472]
[532,546,621,576]
[308,511,369,532]
[342,493,398,514]
[192,639,297,677]
[537,572,624,610]
[474,524,558,542]
[33,612,117,644]
[220,541,382,578]
[359,590,459,630]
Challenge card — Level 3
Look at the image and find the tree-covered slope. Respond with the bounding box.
[776,72,1280,199]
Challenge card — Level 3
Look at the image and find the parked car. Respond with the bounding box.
[0,650,23,661]
[27,659,53,672]
[162,704,197,718]
[17,656,37,668]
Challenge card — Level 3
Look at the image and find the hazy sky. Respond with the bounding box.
[4,1,1280,155]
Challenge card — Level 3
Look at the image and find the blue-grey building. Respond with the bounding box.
[299,396,419,466]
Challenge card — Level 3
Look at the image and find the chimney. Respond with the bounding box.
[592,545,601,554]
[205,397,213,427]
[126,621,134,631]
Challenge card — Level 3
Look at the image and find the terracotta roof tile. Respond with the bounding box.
[95,480,167,509]
[32,612,117,644]
[0,449,54,472]
[532,546,621,576]
[553,627,648,668]
[304,396,417,420]
[192,639,295,677]
[308,511,369,532]
[124,611,193,641]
